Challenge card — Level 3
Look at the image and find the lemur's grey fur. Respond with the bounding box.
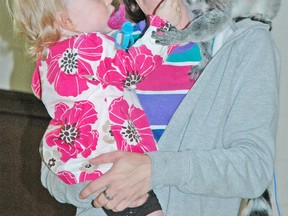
[152,0,281,80]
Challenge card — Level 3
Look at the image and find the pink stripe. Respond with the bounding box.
[137,64,195,91]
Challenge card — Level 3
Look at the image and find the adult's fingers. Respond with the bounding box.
[92,188,114,208]
[101,187,149,212]
[89,151,119,165]
[79,173,111,199]
[80,152,121,199]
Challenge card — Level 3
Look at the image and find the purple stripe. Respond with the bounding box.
[171,42,196,54]
[137,93,186,125]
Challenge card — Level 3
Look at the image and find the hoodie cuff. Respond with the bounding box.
[148,15,168,29]
[146,151,190,189]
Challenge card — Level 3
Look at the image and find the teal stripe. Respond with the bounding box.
[168,45,201,62]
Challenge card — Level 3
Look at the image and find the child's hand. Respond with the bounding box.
[155,0,182,27]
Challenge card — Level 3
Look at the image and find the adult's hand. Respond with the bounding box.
[79,151,152,212]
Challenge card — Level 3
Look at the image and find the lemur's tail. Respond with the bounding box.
[241,189,272,216]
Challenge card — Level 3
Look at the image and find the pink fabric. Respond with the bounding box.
[97,46,163,90]
[45,101,99,162]
[32,16,169,184]
[109,97,157,153]
[46,34,103,97]
[108,4,128,30]
[137,64,194,91]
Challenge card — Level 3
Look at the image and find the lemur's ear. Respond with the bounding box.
[56,11,75,31]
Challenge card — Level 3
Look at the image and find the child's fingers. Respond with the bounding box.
[172,0,180,7]
[159,0,177,8]
[161,0,180,11]
[167,0,179,8]
[155,0,182,26]
[170,0,181,14]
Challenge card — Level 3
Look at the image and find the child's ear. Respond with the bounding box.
[56,11,75,31]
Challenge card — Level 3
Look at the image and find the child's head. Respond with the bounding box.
[64,0,115,34]
[7,0,115,59]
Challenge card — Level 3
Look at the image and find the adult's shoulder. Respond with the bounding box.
[232,19,274,46]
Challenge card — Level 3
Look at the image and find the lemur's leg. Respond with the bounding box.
[189,41,212,80]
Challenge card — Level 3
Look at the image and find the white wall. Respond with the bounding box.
[0,1,287,215]
[271,1,288,215]
[0,0,35,92]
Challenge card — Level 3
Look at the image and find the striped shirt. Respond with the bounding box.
[116,20,202,141]
[136,42,201,141]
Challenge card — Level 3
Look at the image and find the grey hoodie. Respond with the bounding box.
[147,18,280,216]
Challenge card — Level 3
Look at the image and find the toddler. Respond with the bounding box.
[7,0,181,215]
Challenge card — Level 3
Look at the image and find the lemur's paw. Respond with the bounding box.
[151,31,172,45]
[188,66,203,81]
[191,9,204,20]
[151,24,181,45]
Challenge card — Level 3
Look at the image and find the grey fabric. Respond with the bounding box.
[146,19,280,216]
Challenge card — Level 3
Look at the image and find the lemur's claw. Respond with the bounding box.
[151,31,172,45]
[151,24,181,45]
[188,66,203,81]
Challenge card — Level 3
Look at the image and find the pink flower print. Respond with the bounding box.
[109,97,157,153]
[45,101,99,162]
[58,170,77,185]
[97,45,163,90]
[79,161,103,182]
[46,33,103,96]
[31,60,42,99]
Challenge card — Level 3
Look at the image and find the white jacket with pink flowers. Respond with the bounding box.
[32,15,172,184]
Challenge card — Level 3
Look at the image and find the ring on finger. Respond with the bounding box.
[91,200,97,208]
[103,190,113,201]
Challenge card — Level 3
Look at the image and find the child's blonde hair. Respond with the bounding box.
[6,0,66,60]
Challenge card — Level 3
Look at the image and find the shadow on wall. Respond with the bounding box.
[0,1,35,93]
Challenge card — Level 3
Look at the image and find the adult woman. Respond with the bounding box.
[80,0,280,215]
